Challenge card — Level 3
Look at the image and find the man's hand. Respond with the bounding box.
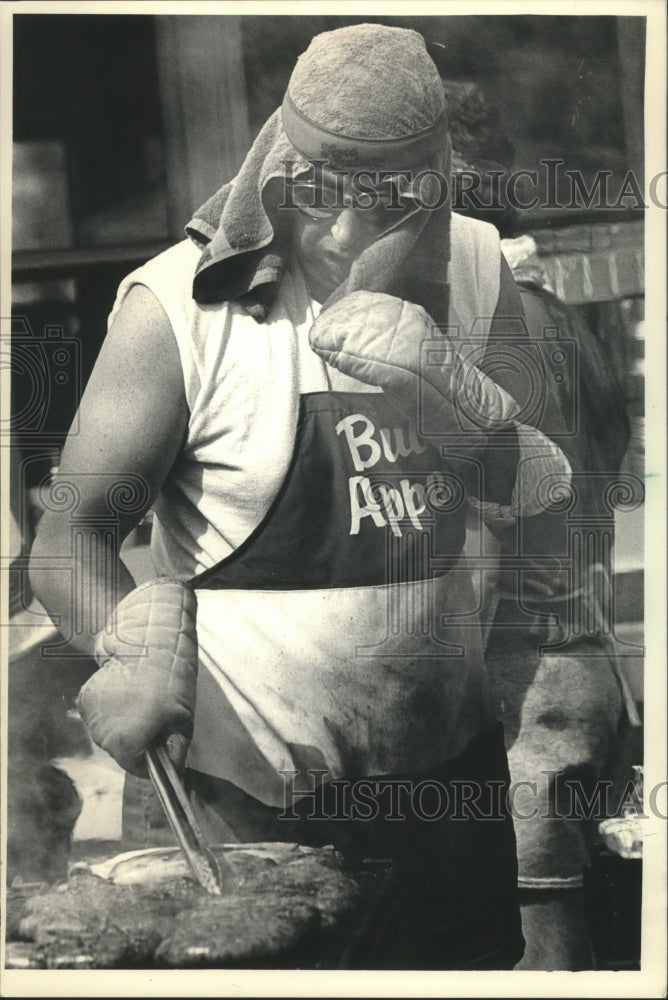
[77,578,198,778]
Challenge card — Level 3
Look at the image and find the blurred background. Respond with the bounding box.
[7,12,648,970]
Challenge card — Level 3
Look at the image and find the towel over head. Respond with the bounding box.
[186,23,453,322]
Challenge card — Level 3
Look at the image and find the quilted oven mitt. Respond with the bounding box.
[77,578,198,778]
[310,290,521,444]
[310,290,571,524]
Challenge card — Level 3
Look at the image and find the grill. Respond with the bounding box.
[6,844,397,970]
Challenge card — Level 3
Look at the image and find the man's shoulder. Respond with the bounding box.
[146,238,201,273]
[451,211,501,252]
[448,213,503,323]
[125,239,202,305]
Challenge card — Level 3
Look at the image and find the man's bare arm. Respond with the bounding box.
[29,284,189,655]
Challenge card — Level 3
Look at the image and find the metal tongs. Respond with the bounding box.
[145,744,232,895]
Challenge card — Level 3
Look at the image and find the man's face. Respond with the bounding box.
[289,168,416,302]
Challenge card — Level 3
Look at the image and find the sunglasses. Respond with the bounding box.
[288,181,419,230]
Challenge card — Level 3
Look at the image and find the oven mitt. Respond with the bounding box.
[309,290,521,446]
[310,289,571,524]
[77,578,198,778]
[467,430,572,527]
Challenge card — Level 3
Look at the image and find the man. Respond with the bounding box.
[30,23,570,969]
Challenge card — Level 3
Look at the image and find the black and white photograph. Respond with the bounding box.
[1,2,666,996]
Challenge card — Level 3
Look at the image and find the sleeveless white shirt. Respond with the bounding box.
[107,212,502,805]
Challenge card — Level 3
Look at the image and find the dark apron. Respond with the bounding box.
[192,390,467,590]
